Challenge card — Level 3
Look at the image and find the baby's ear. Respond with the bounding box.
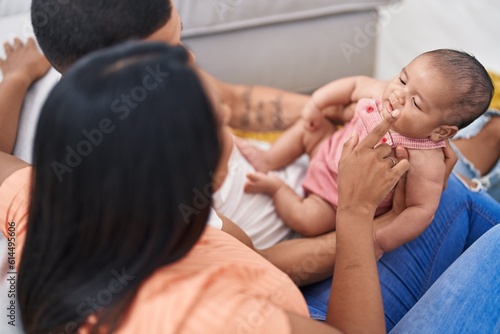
[430,125,458,141]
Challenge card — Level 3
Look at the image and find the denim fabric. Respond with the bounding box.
[451,110,500,201]
[300,174,500,331]
[390,225,500,334]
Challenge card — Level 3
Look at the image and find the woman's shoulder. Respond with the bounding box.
[115,227,308,333]
[0,163,32,222]
[0,163,32,266]
[0,152,30,188]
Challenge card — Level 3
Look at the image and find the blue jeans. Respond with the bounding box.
[451,109,500,201]
[391,224,500,333]
[301,173,500,331]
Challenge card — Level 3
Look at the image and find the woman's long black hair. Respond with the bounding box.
[18,42,221,333]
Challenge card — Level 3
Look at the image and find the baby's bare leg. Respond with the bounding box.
[452,116,500,176]
[237,118,335,172]
[245,172,337,237]
[274,188,337,237]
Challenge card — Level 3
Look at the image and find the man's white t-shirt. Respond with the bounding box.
[207,207,223,230]
[212,140,308,249]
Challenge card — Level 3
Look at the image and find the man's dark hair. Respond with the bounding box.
[31,0,172,71]
[422,49,494,129]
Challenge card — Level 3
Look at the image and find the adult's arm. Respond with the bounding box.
[326,109,409,333]
[375,149,445,253]
[217,211,255,249]
[283,108,410,333]
[0,151,29,186]
[218,210,337,286]
[0,37,50,153]
[198,69,307,132]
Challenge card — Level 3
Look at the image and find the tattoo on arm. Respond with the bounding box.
[257,101,265,125]
[240,86,253,129]
[271,94,285,131]
[238,88,286,131]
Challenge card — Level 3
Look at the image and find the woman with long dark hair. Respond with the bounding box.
[20,42,224,332]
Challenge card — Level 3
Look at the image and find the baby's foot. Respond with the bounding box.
[234,137,271,172]
[244,172,284,195]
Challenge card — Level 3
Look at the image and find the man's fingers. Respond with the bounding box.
[3,42,13,56]
[26,37,37,48]
[361,109,401,149]
[13,38,23,49]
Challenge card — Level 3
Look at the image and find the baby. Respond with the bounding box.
[237,49,494,256]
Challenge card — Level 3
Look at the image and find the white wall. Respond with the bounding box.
[0,0,30,17]
[375,0,500,80]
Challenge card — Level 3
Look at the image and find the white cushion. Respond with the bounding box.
[0,12,60,162]
[0,0,30,17]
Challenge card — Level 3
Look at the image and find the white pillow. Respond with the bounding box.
[0,13,34,57]
[0,0,30,17]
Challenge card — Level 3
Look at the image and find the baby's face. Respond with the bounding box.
[381,55,456,141]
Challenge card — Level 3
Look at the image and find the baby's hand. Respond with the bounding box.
[0,37,50,84]
[244,172,284,195]
[302,99,323,132]
[234,137,271,172]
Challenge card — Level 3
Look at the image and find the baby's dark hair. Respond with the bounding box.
[31,0,172,72]
[421,49,494,129]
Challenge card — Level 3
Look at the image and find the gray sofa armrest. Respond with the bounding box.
[176,0,395,93]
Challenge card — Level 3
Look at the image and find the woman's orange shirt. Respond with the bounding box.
[0,167,309,333]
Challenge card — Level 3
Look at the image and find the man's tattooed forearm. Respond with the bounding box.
[271,94,285,130]
[256,101,265,125]
[240,86,253,129]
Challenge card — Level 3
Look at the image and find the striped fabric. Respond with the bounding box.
[358,98,447,150]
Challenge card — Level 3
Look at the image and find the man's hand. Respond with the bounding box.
[0,37,50,154]
[0,37,50,84]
